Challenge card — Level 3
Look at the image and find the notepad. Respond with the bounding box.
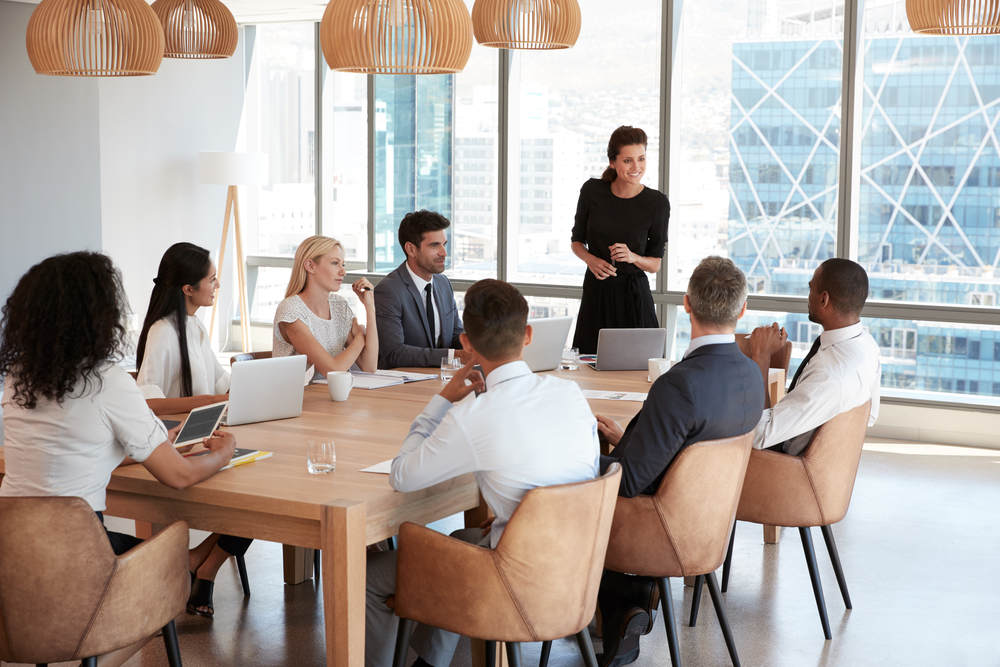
[360,459,393,474]
[581,390,648,402]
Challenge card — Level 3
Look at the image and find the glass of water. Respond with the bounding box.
[307,439,336,474]
[561,347,580,371]
[440,357,462,381]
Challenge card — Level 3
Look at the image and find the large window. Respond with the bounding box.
[669,0,845,296]
[506,0,662,286]
[241,1,1000,408]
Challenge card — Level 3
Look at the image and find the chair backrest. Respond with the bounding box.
[230,350,273,366]
[0,497,119,663]
[0,497,189,664]
[604,432,753,578]
[487,463,621,639]
[801,400,871,524]
[736,335,793,374]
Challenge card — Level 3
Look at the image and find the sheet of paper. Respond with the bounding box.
[370,369,438,382]
[352,375,404,390]
[359,459,393,474]
[581,390,648,402]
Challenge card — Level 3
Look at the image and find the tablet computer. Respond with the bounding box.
[174,401,228,448]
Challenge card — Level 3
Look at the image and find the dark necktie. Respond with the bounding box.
[788,335,822,391]
[425,284,437,347]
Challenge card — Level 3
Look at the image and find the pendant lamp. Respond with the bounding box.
[471,0,580,49]
[320,0,473,74]
[25,0,165,76]
[151,0,238,59]
[906,0,1000,34]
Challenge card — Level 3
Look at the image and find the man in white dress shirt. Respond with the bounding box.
[749,258,881,455]
[365,279,601,667]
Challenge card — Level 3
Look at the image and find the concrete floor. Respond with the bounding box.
[7,440,1000,667]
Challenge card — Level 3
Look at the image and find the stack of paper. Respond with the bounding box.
[581,390,648,402]
[350,369,438,389]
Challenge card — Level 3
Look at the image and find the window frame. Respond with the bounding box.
[240,1,1000,413]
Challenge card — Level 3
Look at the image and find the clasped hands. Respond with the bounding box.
[749,322,788,363]
[588,244,635,280]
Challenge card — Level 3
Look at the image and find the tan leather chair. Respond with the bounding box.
[720,401,872,640]
[0,497,189,667]
[603,432,753,667]
[229,350,273,366]
[391,464,622,667]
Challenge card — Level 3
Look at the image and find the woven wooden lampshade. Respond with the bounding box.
[25,0,165,76]
[151,0,238,59]
[471,0,580,49]
[906,0,1000,34]
[320,0,473,74]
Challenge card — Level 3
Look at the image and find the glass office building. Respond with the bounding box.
[727,30,1000,396]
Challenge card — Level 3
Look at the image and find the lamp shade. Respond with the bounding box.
[25,0,165,76]
[906,0,1000,33]
[198,152,269,186]
[472,0,581,49]
[320,0,473,74]
[151,0,239,59]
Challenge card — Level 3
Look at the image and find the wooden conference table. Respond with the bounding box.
[0,364,784,667]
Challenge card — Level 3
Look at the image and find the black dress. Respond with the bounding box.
[571,178,670,354]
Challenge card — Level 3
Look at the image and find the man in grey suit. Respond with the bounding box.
[593,256,766,667]
[374,211,471,369]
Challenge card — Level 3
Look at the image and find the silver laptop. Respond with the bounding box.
[522,316,574,372]
[223,355,307,426]
[591,328,668,371]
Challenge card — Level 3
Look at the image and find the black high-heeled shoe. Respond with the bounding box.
[187,578,216,617]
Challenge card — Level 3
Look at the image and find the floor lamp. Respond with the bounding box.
[198,151,268,353]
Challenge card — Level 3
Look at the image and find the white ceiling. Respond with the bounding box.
[6,0,330,24]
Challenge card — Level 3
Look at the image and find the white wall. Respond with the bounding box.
[0,0,103,303]
[98,48,246,332]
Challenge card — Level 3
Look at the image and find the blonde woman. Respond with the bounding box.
[273,236,378,378]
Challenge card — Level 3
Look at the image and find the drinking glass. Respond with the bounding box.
[440,357,462,381]
[561,347,580,371]
[307,439,336,474]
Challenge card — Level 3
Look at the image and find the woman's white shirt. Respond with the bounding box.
[273,293,353,380]
[136,316,231,399]
[0,364,168,512]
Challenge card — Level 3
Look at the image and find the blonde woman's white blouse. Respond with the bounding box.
[136,316,230,400]
[273,293,353,381]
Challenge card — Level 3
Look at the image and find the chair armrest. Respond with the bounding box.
[395,523,536,642]
[737,449,823,527]
[78,521,190,658]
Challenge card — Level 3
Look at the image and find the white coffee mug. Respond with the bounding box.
[327,371,355,401]
[648,358,674,383]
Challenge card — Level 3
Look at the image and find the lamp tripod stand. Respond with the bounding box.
[209,184,251,353]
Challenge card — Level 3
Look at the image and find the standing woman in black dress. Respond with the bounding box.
[571,125,670,354]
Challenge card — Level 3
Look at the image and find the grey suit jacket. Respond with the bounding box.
[601,342,765,497]
[374,262,464,369]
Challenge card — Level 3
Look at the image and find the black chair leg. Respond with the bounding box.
[539,640,553,667]
[721,523,737,593]
[236,553,251,596]
[656,577,681,667]
[799,527,832,640]
[506,642,522,667]
[162,619,183,667]
[575,630,599,667]
[314,549,322,581]
[392,618,415,667]
[80,660,97,667]
[688,575,704,627]
[485,640,497,667]
[705,572,741,667]
[820,524,852,609]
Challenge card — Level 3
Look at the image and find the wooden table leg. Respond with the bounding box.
[323,500,366,667]
[764,525,781,544]
[135,521,164,539]
[283,545,315,584]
